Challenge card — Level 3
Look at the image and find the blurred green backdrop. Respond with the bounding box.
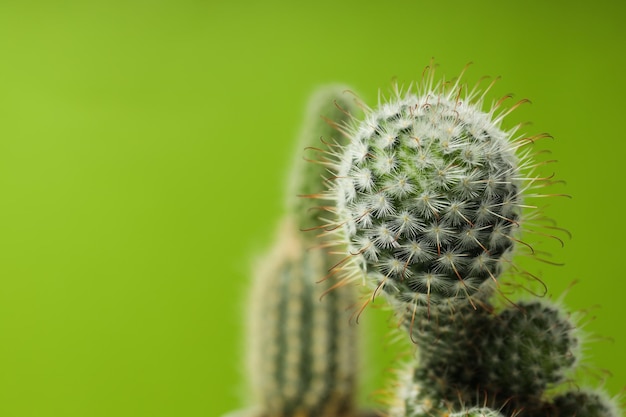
[0,1,624,416]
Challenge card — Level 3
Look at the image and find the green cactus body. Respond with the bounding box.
[233,85,364,417]
[248,218,358,417]
[478,301,579,404]
[390,363,507,417]
[545,390,622,417]
[225,68,622,417]
[389,367,447,417]
[325,70,534,308]
[389,296,584,417]
[288,84,362,231]
[449,407,506,417]
[409,300,493,404]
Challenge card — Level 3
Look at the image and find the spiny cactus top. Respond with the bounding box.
[325,68,536,307]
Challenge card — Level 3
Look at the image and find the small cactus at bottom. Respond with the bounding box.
[388,365,507,417]
[478,300,579,403]
[398,296,494,407]
[387,367,446,417]
[543,389,622,417]
[391,297,583,416]
[246,217,359,417]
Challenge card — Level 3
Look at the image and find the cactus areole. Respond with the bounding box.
[332,81,523,306]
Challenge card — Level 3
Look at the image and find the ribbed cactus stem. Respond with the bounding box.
[247,217,358,417]
[389,360,506,417]
[287,84,361,231]
[417,304,492,394]
[222,84,367,417]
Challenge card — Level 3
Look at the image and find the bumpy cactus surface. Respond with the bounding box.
[318,65,619,417]
[225,85,367,417]
[545,389,621,417]
[247,217,358,417]
[225,65,622,417]
[449,407,506,417]
[404,299,493,407]
[479,300,579,402]
[287,84,363,231]
[325,67,534,307]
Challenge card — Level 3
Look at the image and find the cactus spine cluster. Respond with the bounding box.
[328,66,528,307]
[224,64,622,417]
[227,85,367,417]
[317,64,620,417]
[392,298,583,416]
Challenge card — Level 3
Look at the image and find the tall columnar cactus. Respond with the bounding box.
[224,85,368,417]
[247,217,358,417]
[287,84,363,231]
[321,65,542,308]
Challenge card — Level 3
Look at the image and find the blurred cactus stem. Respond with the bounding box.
[224,85,372,417]
[246,216,359,417]
[286,83,362,231]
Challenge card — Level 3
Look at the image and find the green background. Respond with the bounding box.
[0,1,624,416]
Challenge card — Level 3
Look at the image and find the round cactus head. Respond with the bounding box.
[320,64,547,308]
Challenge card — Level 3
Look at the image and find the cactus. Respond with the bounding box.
[286,84,363,231]
[449,407,507,417]
[224,85,367,417]
[478,301,579,403]
[544,389,622,417]
[308,63,619,417]
[226,63,622,417]
[391,295,620,417]
[388,364,447,417]
[404,299,495,409]
[389,361,508,417]
[247,217,358,417]
[320,64,541,308]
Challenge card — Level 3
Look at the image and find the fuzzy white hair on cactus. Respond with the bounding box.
[310,62,558,314]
